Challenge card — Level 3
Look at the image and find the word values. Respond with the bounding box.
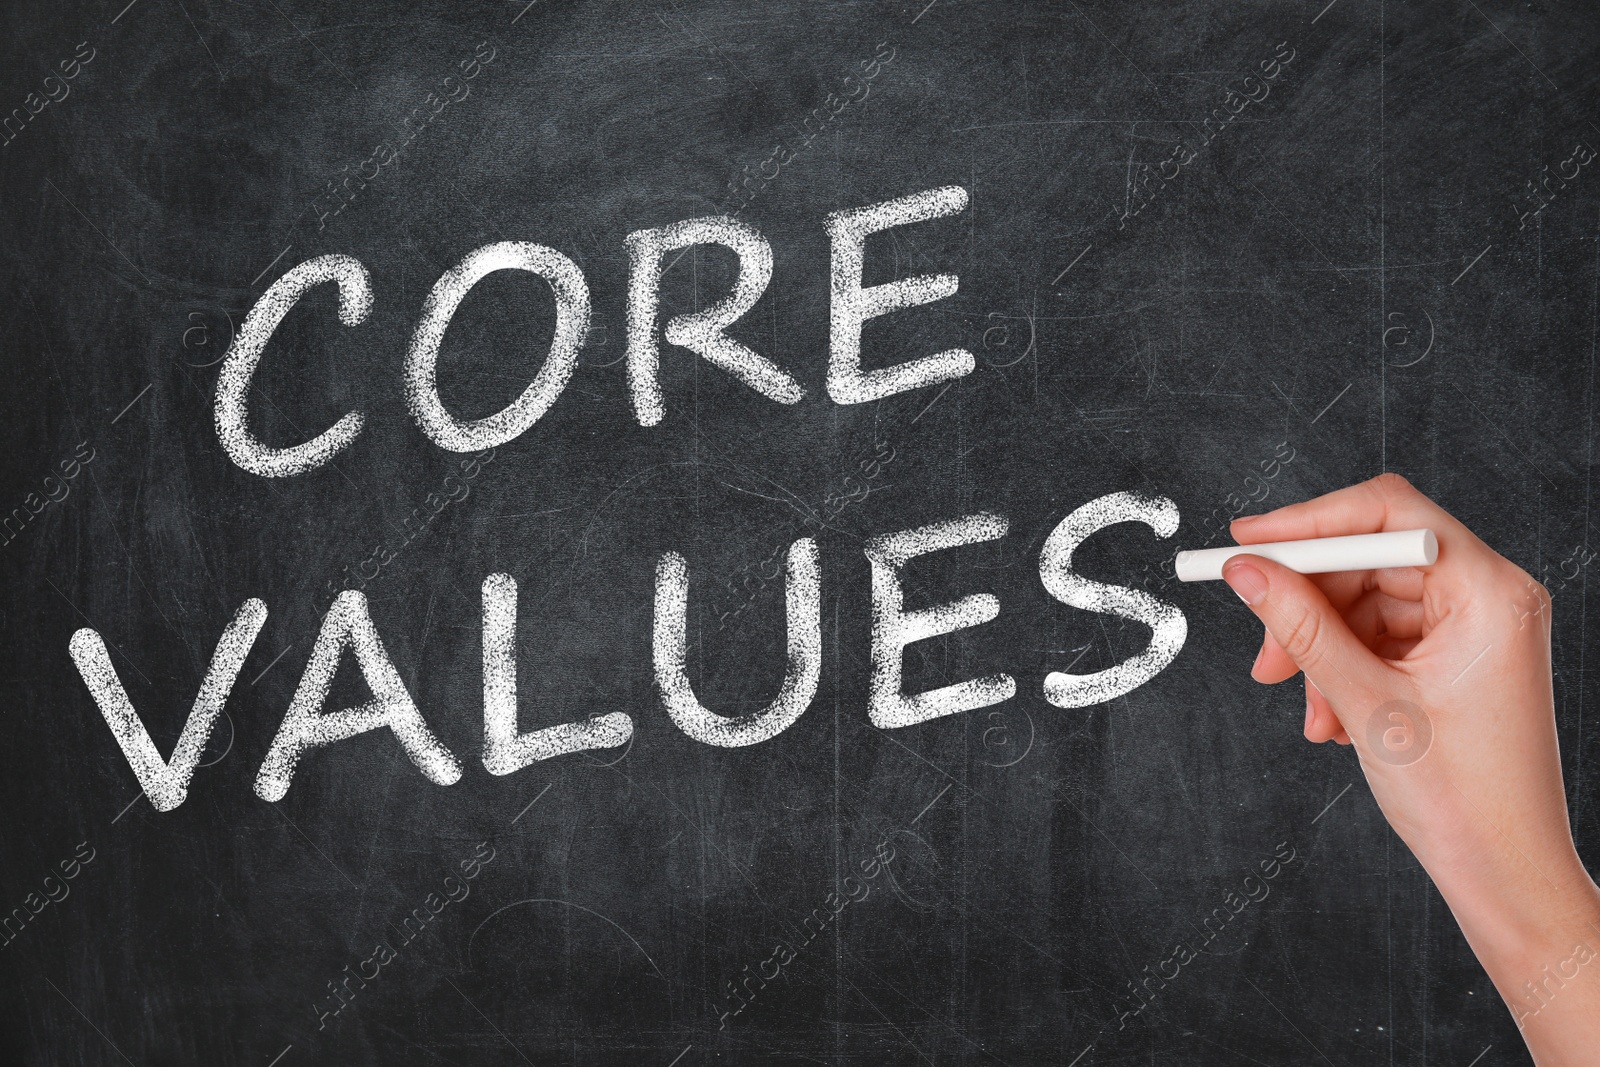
[70,493,1188,809]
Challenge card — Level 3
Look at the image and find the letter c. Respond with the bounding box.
[214,254,371,477]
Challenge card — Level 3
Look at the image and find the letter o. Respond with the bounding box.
[405,241,590,452]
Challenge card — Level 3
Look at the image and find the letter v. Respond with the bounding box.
[69,599,267,812]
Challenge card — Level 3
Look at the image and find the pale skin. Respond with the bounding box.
[1222,473,1600,1065]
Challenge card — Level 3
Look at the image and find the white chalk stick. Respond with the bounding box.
[1174,529,1438,582]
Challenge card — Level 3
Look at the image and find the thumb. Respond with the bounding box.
[1221,554,1396,716]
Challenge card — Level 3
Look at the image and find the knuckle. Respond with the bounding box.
[1279,606,1324,667]
[1370,471,1414,498]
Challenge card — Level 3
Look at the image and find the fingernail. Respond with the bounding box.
[1251,643,1265,673]
[1304,697,1314,733]
[1223,562,1268,605]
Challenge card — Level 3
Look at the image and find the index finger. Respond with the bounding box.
[1228,473,1501,574]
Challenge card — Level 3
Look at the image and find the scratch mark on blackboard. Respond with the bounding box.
[250,246,294,288]
[1309,382,1351,425]
[273,805,361,891]
[44,575,154,685]
[1052,243,1093,286]
[909,382,955,424]
[910,782,952,825]
[1463,0,1559,91]
[44,977,136,1067]
[664,1045,692,1067]
[1241,975,1338,1067]
[465,899,668,982]
[259,0,361,90]
[266,1044,292,1067]
[110,0,142,25]
[173,0,223,79]
[1310,0,1342,25]
[250,643,295,686]
[1057,791,1163,893]
[110,384,152,425]
[111,791,143,824]
[45,179,151,285]
[510,781,553,824]
[855,718,989,805]
[840,972,935,1064]
[580,727,635,767]
[1451,244,1491,285]
[1448,383,1559,488]
[443,976,536,1066]
[1310,782,1352,824]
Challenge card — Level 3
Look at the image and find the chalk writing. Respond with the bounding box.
[70,493,1190,806]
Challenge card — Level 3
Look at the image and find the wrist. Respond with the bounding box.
[1439,854,1600,995]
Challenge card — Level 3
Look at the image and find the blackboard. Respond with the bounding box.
[3,0,1596,1063]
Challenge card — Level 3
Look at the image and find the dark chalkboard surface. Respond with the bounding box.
[3,0,1597,1063]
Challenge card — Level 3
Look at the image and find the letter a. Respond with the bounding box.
[255,591,461,801]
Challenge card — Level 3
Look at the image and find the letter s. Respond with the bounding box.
[1038,491,1186,708]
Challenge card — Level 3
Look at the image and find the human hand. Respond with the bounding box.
[1224,473,1600,1063]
